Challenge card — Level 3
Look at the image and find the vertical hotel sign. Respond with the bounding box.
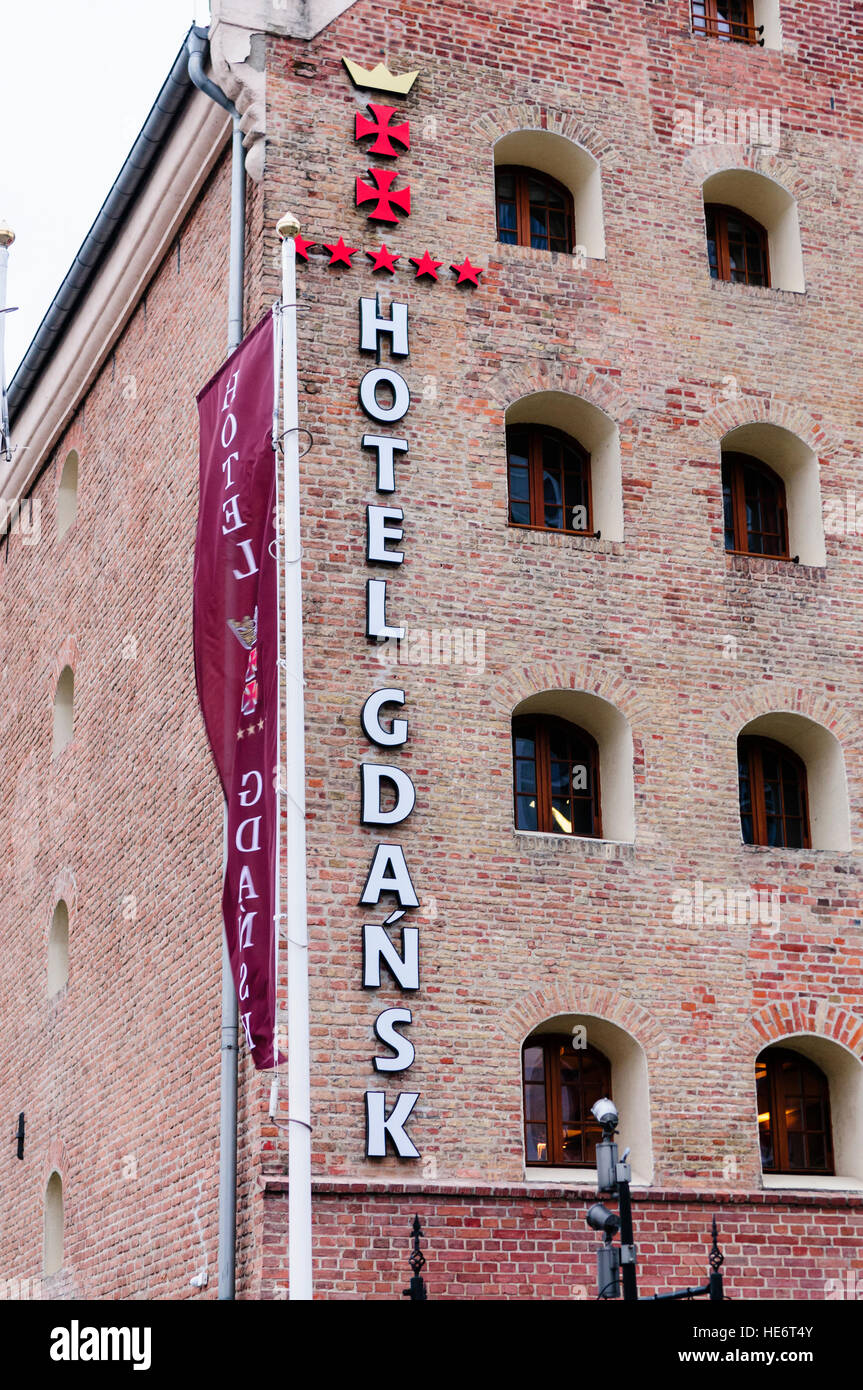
[300,55,483,1160]
[194,313,280,1070]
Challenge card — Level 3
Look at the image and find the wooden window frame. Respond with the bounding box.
[757,1047,835,1176]
[523,1035,612,1168]
[495,165,576,254]
[706,203,771,287]
[722,452,789,559]
[506,423,593,537]
[512,714,602,839]
[738,735,811,849]
[691,0,761,45]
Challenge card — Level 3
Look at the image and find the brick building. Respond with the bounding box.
[2,0,863,1300]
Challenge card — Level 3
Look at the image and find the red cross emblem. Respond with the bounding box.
[355,103,410,158]
[356,169,412,224]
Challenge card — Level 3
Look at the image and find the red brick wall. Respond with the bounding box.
[0,150,240,1299]
[4,0,863,1302]
[261,1182,863,1301]
[256,0,863,1198]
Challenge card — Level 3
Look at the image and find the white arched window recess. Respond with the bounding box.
[721,422,825,567]
[754,0,782,48]
[513,689,635,844]
[494,130,606,261]
[48,901,69,996]
[522,1014,653,1184]
[738,713,851,852]
[53,667,74,757]
[57,450,79,540]
[506,392,623,542]
[703,169,804,292]
[44,1172,64,1275]
[692,1,782,50]
[757,1036,863,1190]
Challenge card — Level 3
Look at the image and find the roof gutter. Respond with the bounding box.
[8,29,196,422]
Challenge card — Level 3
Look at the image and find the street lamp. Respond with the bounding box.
[587,1097,638,1300]
[585,1100,726,1301]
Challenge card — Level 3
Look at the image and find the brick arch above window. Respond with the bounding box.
[506,991,663,1185]
[735,712,851,852]
[702,168,804,292]
[746,1012,863,1188]
[477,105,612,262]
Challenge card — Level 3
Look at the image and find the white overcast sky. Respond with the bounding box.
[1,0,211,378]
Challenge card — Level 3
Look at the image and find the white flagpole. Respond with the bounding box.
[0,221,15,463]
[277,213,312,1301]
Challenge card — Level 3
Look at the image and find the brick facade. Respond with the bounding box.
[3,0,863,1300]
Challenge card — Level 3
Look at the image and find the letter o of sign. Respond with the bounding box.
[359,369,411,424]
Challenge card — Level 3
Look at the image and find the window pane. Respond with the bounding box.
[523,1045,545,1082]
[497,201,516,231]
[561,1126,585,1163]
[549,761,570,795]
[550,798,572,834]
[509,465,530,501]
[786,1132,805,1168]
[516,760,537,794]
[516,795,538,831]
[524,1084,547,1122]
[509,500,531,525]
[784,818,803,849]
[785,1102,803,1132]
[526,1123,548,1162]
[805,1101,824,1132]
[515,733,535,758]
[806,1133,826,1170]
[570,797,594,835]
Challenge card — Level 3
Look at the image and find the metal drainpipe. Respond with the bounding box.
[186,24,246,1303]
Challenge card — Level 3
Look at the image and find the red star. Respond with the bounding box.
[366,243,401,273]
[293,234,316,261]
[323,236,359,267]
[451,256,482,287]
[409,250,443,281]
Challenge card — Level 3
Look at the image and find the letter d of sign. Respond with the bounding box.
[361,764,416,825]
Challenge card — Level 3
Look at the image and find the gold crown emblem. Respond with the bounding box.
[342,57,419,96]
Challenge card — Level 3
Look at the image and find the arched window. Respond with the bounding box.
[48,901,69,997]
[44,1172,64,1275]
[757,1047,834,1175]
[523,1034,612,1166]
[738,736,810,848]
[507,424,592,535]
[513,714,601,837]
[57,450,79,540]
[53,667,74,757]
[691,0,761,44]
[722,452,788,557]
[706,204,770,285]
[495,166,575,253]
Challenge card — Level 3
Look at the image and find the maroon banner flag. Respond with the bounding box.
[194,311,279,1070]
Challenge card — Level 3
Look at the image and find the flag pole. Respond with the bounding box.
[0,221,15,463]
[277,213,312,1301]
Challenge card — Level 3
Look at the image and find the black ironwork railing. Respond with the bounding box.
[693,18,765,46]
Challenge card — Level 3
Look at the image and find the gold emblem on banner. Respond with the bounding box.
[342,57,419,96]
